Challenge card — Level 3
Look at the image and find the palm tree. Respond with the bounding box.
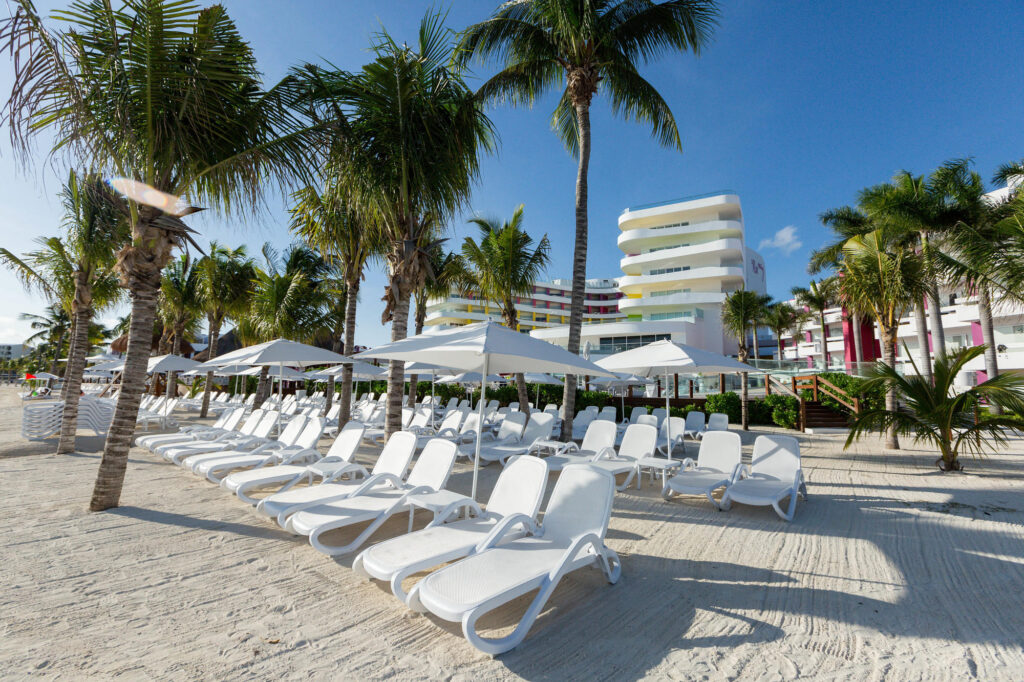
[461,205,551,413]
[721,288,771,430]
[158,255,202,396]
[764,302,796,362]
[815,206,873,365]
[21,305,71,374]
[298,13,495,435]
[290,181,382,423]
[196,243,253,416]
[1,1,320,510]
[791,278,838,371]
[457,0,719,439]
[838,228,928,449]
[847,346,1024,471]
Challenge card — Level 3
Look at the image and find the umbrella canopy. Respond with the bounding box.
[436,372,504,385]
[147,354,202,374]
[315,360,388,379]
[85,353,118,364]
[211,338,353,368]
[589,372,653,388]
[522,372,563,386]
[89,359,125,373]
[596,340,757,377]
[28,371,59,380]
[237,365,307,381]
[356,321,613,500]
[182,364,251,377]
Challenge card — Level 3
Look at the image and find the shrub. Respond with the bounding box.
[763,394,800,429]
[705,391,741,423]
[747,399,773,425]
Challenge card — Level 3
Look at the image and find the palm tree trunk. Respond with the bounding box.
[57,303,93,454]
[819,311,829,370]
[385,290,411,436]
[89,276,161,511]
[49,329,65,375]
[61,315,78,401]
[560,100,592,441]
[880,326,901,450]
[927,281,946,363]
[777,335,784,362]
[978,282,1001,415]
[254,365,272,407]
[741,371,749,430]
[852,312,864,365]
[338,276,359,429]
[324,376,335,417]
[167,324,184,397]
[199,319,220,418]
[752,327,760,363]
[407,295,427,408]
[913,301,933,384]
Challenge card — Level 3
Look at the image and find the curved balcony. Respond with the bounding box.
[619,238,744,275]
[617,292,726,313]
[618,266,745,294]
[617,219,743,253]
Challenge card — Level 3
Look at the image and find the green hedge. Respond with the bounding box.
[763,394,800,429]
[705,392,742,423]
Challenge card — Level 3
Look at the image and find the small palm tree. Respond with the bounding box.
[159,255,202,396]
[195,243,254,416]
[21,305,71,373]
[764,303,796,363]
[814,205,873,365]
[457,0,719,439]
[791,278,838,371]
[461,205,551,413]
[721,288,771,430]
[847,346,1024,471]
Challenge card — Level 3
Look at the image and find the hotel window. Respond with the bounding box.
[650,289,683,298]
[648,266,690,276]
[649,312,684,320]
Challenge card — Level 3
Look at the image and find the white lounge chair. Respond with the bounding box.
[478,412,556,466]
[136,406,244,451]
[657,416,687,457]
[681,411,706,441]
[543,419,618,471]
[720,435,807,521]
[588,423,657,490]
[660,430,742,508]
[460,411,526,459]
[700,412,729,437]
[180,412,301,474]
[353,455,549,604]
[286,439,459,556]
[193,416,324,483]
[222,422,366,504]
[408,464,621,656]
[159,409,278,465]
[256,430,418,527]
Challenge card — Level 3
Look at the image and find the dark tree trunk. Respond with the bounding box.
[385,290,411,436]
[254,365,272,407]
[61,314,78,402]
[199,318,220,418]
[58,290,93,454]
[338,275,359,429]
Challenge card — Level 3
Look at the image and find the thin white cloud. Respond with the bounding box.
[758,225,803,256]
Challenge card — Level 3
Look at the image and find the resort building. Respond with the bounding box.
[423,278,625,333]
[0,344,25,360]
[531,191,767,356]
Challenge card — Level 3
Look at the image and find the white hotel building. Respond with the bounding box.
[424,191,768,358]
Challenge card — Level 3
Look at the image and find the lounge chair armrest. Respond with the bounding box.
[279,447,319,465]
[550,532,606,580]
[736,463,751,481]
[527,438,563,455]
[680,457,696,470]
[324,463,368,482]
[424,498,483,528]
[591,446,619,462]
[474,513,538,552]
[350,472,403,496]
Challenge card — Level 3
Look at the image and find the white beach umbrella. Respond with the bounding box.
[238,364,307,380]
[589,372,653,419]
[146,354,202,374]
[597,340,757,458]
[90,359,125,373]
[521,372,562,409]
[436,372,504,385]
[356,321,614,499]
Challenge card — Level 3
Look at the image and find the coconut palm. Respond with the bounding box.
[461,205,551,413]
[1,1,320,510]
[791,278,838,371]
[838,228,928,449]
[764,302,796,363]
[158,255,202,396]
[814,205,874,366]
[721,288,771,430]
[457,0,718,439]
[195,243,254,416]
[847,346,1024,471]
[297,13,495,435]
[21,305,71,373]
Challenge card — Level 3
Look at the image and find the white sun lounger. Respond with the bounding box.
[137,407,245,451]
[720,434,807,521]
[477,412,555,466]
[286,439,459,556]
[588,422,657,490]
[223,423,366,504]
[541,419,618,471]
[180,413,301,475]
[661,430,742,508]
[353,456,549,604]
[256,430,417,527]
[158,409,275,464]
[191,416,321,482]
[408,464,621,656]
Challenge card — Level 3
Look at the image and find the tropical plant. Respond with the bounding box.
[847,346,1024,471]
[814,205,873,365]
[461,204,551,413]
[721,287,771,429]
[1,0,322,510]
[21,304,71,373]
[763,302,796,362]
[788,308,812,362]
[195,242,253,416]
[298,13,495,435]
[791,278,838,371]
[457,0,719,439]
[158,254,202,396]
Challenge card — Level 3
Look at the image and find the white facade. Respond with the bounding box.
[532,191,767,356]
[0,344,25,360]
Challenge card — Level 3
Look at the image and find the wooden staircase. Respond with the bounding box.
[766,373,860,432]
[802,401,850,429]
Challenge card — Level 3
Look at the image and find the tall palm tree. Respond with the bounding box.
[159,255,202,396]
[458,0,718,439]
[791,278,838,371]
[1,1,320,510]
[721,288,771,430]
[21,305,71,373]
[298,13,495,435]
[814,205,873,365]
[764,302,796,362]
[290,181,382,424]
[461,205,552,412]
[838,228,928,449]
[196,243,253,416]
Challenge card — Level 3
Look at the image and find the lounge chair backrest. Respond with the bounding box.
[252,410,280,439]
[406,439,458,490]
[629,406,646,424]
[239,409,266,435]
[573,410,595,427]
[324,423,366,462]
[457,399,470,410]
[210,408,232,429]
[244,393,256,405]
[325,403,340,421]
[707,413,729,430]
[750,435,801,481]
[496,410,527,441]
[277,415,309,446]
[584,405,599,415]
[410,408,431,429]
[637,414,658,427]
[437,409,464,432]
[542,465,615,544]
[684,411,706,432]
[508,402,520,411]
[372,431,418,477]
[697,431,742,473]
[597,406,617,422]
[544,404,559,414]
[487,400,499,411]
[520,412,554,443]
[580,419,618,453]
[401,407,414,427]
[661,416,685,441]
[222,408,246,432]
[651,407,667,426]
[619,423,657,461]
[486,455,549,519]
[459,412,480,434]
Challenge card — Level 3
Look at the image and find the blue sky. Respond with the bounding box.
[1,0,1022,347]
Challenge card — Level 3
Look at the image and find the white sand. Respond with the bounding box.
[3,385,1024,679]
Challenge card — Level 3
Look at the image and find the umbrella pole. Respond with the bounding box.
[471,356,489,501]
[277,364,284,437]
[665,370,672,460]
[431,370,436,428]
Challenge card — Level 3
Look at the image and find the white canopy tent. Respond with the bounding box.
[356,321,614,499]
[596,340,758,458]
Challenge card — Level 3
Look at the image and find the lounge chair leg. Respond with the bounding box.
[706,490,722,511]
[719,491,732,511]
